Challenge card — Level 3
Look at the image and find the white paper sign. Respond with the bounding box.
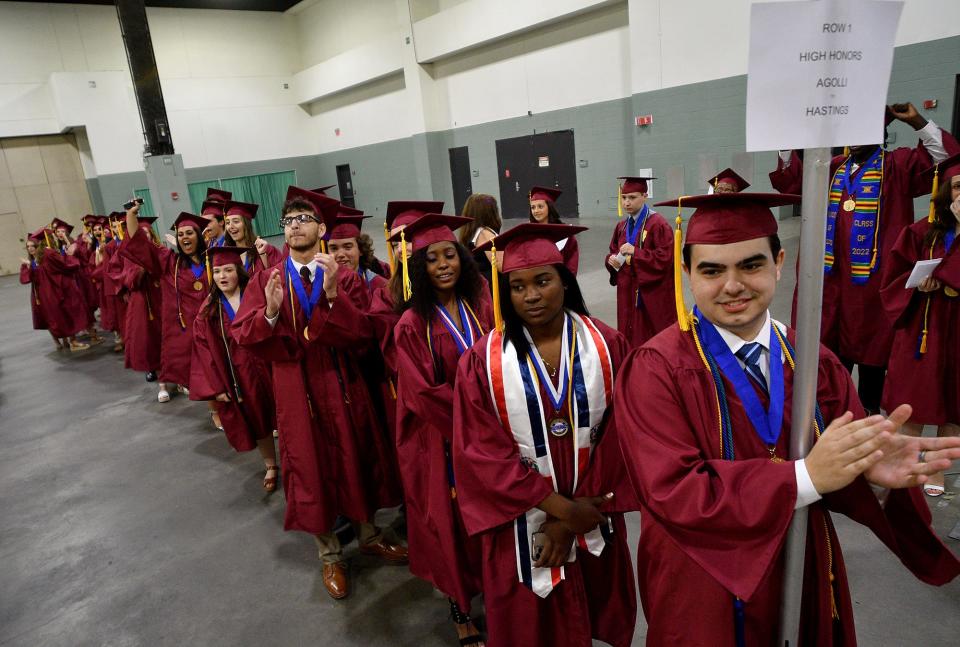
[745,0,903,152]
[905,258,942,289]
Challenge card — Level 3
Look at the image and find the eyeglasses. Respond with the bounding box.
[279,213,320,228]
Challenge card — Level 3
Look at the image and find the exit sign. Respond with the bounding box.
[635,114,653,126]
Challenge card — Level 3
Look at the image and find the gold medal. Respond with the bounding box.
[548,417,570,437]
[303,326,310,341]
[944,286,958,297]
[192,280,203,291]
[842,198,856,212]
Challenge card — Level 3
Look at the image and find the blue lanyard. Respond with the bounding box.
[946,229,956,252]
[527,313,574,413]
[842,148,882,197]
[434,298,475,355]
[190,261,204,281]
[219,293,240,322]
[286,256,324,321]
[695,307,785,447]
[625,204,650,248]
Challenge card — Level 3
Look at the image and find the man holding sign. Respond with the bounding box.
[770,102,957,413]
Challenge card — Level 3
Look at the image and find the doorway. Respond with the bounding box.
[336,164,355,208]
[495,130,579,220]
[448,146,472,215]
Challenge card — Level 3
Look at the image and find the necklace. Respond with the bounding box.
[540,356,559,378]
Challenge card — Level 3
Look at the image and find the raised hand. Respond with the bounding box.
[254,237,268,254]
[315,252,339,299]
[888,102,927,129]
[264,268,284,318]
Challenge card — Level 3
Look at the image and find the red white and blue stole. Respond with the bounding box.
[485,311,614,598]
[826,149,884,283]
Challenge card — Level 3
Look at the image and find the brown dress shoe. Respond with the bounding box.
[322,561,349,599]
[358,537,409,563]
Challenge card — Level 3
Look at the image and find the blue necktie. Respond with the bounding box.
[735,342,768,395]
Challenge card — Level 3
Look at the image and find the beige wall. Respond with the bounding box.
[0,133,92,276]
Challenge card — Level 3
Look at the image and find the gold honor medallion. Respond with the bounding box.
[944,286,958,297]
[842,198,856,212]
[768,447,785,463]
[193,280,203,291]
[303,326,310,341]
[548,417,570,437]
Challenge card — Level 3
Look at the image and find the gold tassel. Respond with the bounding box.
[205,252,212,286]
[400,230,412,301]
[843,146,850,157]
[385,221,396,275]
[617,183,623,218]
[491,243,503,332]
[928,165,939,223]
[320,239,327,254]
[673,199,689,331]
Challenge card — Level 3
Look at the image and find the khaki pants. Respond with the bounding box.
[314,521,380,564]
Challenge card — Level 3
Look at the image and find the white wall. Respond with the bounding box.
[293,0,400,68]
[0,2,306,177]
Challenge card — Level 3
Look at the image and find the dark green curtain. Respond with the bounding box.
[136,170,295,239]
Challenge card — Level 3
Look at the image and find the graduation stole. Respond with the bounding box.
[285,256,324,340]
[825,149,884,283]
[431,298,483,355]
[485,311,614,599]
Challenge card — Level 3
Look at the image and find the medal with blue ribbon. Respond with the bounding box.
[286,257,324,339]
[694,307,785,458]
[526,314,577,437]
[190,261,205,291]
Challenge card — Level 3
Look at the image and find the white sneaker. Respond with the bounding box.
[158,390,171,403]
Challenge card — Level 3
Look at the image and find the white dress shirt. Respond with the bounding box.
[714,311,822,510]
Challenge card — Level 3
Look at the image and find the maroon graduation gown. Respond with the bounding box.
[616,323,960,647]
[366,282,401,377]
[25,249,88,338]
[558,236,579,275]
[880,220,960,424]
[241,243,283,277]
[104,241,130,337]
[393,294,493,610]
[769,129,959,365]
[122,233,207,386]
[19,261,48,331]
[604,211,676,347]
[73,236,100,323]
[452,318,638,647]
[233,264,400,534]
[114,243,162,373]
[90,240,118,332]
[190,298,276,452]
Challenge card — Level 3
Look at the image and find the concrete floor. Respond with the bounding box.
[1,217,958,646]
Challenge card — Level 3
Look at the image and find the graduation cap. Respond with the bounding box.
[328,205,368,241]
[170,212,208,231]
[385,200,444,230]
[920,151,960,222]
[706,168,750,193]
[224,200,259,220]
[528,186,562,204]
[618,176,655,195]
[653,192,801,331]
[203,245,254,268]
[206,187,232,202]
[95,216,110,227]
[388,213,470,301]
[50,218,73,234]
[312,184,336,195]
[81,214,98,226]
[284,186,340,225]
[201,200,227,217]
[28,227,52,242]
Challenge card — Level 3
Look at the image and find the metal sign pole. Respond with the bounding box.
[777,147,832,646]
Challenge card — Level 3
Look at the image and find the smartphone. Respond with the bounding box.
[123,197,144,210]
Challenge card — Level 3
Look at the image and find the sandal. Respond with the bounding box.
[211,411,223,431]
[69,341,90,352]
[449,599,485,646]
[263,465,279,492]
[924,484,945,497]
[157,389,171,403]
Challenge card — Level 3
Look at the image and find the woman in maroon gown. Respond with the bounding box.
[392,213,490,646]
[453,223,637,647]
[19,236,52,346]
[221,200,282,275]
[20,229,90,351]
[881,153,960,496]
[51,217,101,343]
[190,247,279,491]
[122,206,209,403]
[115,217,163,387]
[529,186,579,274]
